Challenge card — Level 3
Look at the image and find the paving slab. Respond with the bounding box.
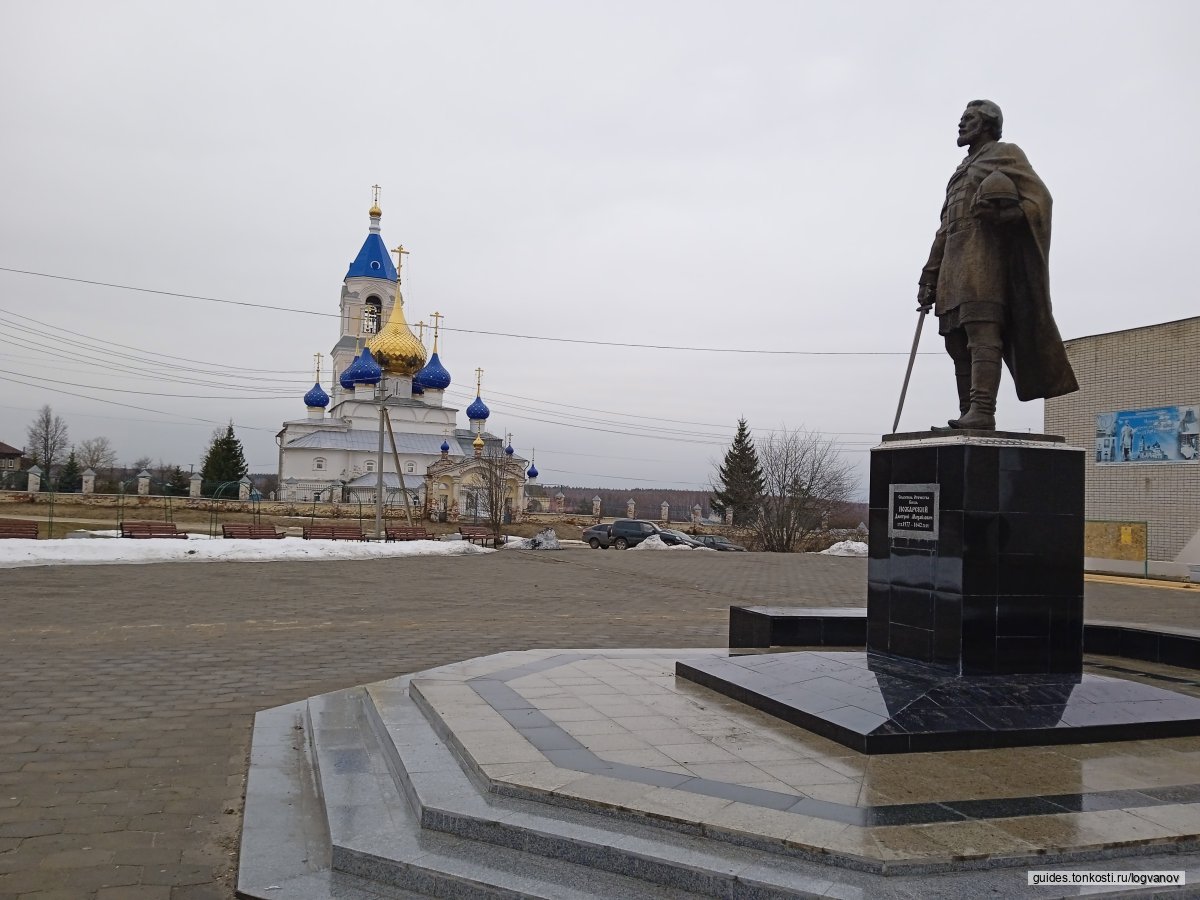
[0,549,1196,897]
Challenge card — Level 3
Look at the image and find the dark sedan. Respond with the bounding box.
[695,534,747,551]
[581,524,611,549]
[659,529,707,549]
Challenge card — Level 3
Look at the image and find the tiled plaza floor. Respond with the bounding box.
[0,548,1196,898]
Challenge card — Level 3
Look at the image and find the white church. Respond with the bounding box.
[275,197,532,521]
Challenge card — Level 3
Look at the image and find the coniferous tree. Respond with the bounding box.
[165,466,191,496]
[710,418,765,525]
[57,448,83,493]
[200,423,249,496]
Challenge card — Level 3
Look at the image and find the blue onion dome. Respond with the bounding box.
[303,381,330,408]
[356,348,383,385]
[415,351,451,390]
[504,443,514,456]
[526,462,538,479]
[440,439,450,453]
[466,394,491,421]
[339,354,360,390]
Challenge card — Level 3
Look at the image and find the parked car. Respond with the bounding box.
[581,524,611,549]
[608,519,662,549]
[695,534,747,551]
[658,529,706,549]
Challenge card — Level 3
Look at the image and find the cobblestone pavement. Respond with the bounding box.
[0,549,1195,899]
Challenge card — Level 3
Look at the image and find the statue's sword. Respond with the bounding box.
[891,306,929,433]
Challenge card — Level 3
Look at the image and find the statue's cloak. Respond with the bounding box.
[957,142,1078,400]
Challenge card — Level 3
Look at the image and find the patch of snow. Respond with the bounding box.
[501,528,562,551]
[0,536,494,569]
[819,540,868,557]
[632,534,693,551]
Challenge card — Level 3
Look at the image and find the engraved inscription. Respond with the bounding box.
[888,483,940,541]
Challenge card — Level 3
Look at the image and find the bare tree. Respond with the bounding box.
[77,436,118,472]
[25,405,69,469]
[468,447,522,535]
[752,427,856,553]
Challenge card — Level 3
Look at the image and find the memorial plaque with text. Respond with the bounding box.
[888,483,939,541]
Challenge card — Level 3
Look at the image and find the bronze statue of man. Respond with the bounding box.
[918,100,1077,430]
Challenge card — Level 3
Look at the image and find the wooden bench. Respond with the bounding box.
[0,520,39,539]
[460,525,501,547]
[221,524,284,539]
[302,525,367,541]
[385,526,431,542]
[121,521,188,539]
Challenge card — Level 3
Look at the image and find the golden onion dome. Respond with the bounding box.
[367,292,427,376]
[369,202,382,217]
[472,433,485,449]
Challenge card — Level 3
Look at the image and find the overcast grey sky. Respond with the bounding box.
[2,1,1196,496]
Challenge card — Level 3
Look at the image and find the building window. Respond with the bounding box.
[405,461,416,474]
[362,296,382,335]
[365,460,375,473]
[314,457,326,471]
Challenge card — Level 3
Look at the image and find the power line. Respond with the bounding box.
[0,266,936,357]
[0,309,310,380]
[0,374,279,432]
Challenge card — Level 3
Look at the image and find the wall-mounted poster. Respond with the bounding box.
[1095,404,1199,464]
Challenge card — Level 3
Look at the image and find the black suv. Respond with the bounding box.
[608,519,661,549]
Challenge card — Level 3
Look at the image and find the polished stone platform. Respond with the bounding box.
[239,648,1200,898]
[727,604,1200,668]
[677,650,1200,754]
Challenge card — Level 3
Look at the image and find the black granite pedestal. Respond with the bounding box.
[867,431,1084,676]
[678,431,1200,753]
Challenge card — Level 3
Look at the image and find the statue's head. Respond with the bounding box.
[958,99,1003,146]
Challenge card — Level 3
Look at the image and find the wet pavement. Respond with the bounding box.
[0,548,1195,898]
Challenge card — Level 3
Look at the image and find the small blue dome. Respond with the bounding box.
[356,348,382,385]
[466,394,491,421]
[440,440,450,453]
[411,379,425,395]
[340,348,383,387]
[339,355,359,390]
[415,351,451,390]
[303,381,330,408]
[504,443,514,456]
[526,463,538,479]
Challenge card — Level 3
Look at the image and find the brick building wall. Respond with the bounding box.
[1044,316,1200,574]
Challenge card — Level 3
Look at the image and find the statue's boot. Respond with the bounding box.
[954,367,971,417]
[948,351,1001,430]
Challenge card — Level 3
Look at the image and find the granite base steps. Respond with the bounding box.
[237,657,1200,899]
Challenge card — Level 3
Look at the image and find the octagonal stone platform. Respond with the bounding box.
[238,649,1200,898]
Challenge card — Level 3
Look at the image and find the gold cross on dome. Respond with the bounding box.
[430,311,443,350]
[313,353,322,381]
[392,244,409,282]
[371,184,381,204]
[475,367,484,394]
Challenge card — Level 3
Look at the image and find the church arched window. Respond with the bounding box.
[362,296,382,335]
[405,461,416,474]
[313,457,326,471]
[365,459,376,473]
